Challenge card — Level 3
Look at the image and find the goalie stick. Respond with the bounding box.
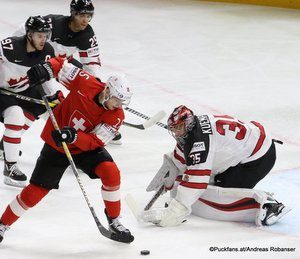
[123,110,166,130]
[39,87,133,244]
[125,185,166,222]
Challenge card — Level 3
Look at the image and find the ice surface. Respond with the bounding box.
[0,1,299,258]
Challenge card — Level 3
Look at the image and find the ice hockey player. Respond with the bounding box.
[0,57,134,243]
[0,16,62,187]
[14,0,122,144]
[141,105,291,227]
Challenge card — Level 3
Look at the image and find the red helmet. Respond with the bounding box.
[167,105,195,139]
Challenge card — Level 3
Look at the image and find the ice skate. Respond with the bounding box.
[3,161,27,188]
[109,132,122,145]
[105,209,134,243]
[257,202,292,226]
[0,221,9,243]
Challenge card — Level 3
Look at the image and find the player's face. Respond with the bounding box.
[170,122,186,137]
[31,32,50,50]
[71,13,92,31]
[105,96,123,110]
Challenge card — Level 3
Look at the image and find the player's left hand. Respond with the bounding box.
[47,90,65,106]
[51,127,77,147]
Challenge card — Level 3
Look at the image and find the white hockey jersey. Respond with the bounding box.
[171,114,272,208]
[0,36,56,94]
[13,14,102,78]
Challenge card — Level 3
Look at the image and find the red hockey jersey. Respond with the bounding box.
[41,57,124,154]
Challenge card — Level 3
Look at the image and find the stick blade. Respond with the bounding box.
[142,110,166,129]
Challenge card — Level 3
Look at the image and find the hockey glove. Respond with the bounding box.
[47,90,65,106]
[158,199,189,227]
[27,62,54,87]
[51,127,77,147]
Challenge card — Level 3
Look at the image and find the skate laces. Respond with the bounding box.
[0,223,9,235]
[110,217,127,232]
[7,163,23,176]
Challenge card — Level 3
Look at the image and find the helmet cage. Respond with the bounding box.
[167,105,195,143]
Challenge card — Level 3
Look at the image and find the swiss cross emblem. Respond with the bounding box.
[69,110,93,132]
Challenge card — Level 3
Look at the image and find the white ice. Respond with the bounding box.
[0,0,299,258]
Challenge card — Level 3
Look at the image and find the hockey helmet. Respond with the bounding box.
[167,105,195,139]
[25,16,51,34]
[106,75,132,106]
[70,0,94,15]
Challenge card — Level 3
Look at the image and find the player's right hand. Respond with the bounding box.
[27,62,54,87]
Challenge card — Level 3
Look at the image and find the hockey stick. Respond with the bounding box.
[125,185,165,223]
[125,107,168,129]
[144,185,165,210]
[0,88,56,107]
[39,87,132,244]
[123,110,166,130]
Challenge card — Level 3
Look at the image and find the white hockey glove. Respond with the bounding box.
[91,123,117,146]
[158,199,189,227]
[146,153,180,193]
[139,208,167,225]
[57,61,80,88]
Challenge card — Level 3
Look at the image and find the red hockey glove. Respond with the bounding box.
[51,127,77,147]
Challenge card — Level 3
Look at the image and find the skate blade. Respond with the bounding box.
[4,176,26,188]
[265,206,292,226]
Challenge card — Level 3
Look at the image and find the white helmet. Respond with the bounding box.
[106,75,132,106]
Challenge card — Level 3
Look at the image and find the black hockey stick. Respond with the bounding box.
[144,185,165,211]
[0,88,56,107]
[123,110,166,130]
[39,87,133,244]
[125,107,168,129]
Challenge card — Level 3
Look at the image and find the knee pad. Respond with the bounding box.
[19,184,50,208]
[3,106,25,128]
[95,161,120,189]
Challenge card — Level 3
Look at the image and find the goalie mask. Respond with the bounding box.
[105,75,132,107]
[167,105,195,145]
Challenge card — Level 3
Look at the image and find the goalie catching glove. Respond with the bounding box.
[140,199,190,227]
[51,127,77,147]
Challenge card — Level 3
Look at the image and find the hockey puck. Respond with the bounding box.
[140,250,150,255]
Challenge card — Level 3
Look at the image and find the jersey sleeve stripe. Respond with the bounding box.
[79,51,88,57]
[174,150,185,164]
[180,181,208,189]
[84,61,101,66]
[250,121,266,156]
[185,169,211,176]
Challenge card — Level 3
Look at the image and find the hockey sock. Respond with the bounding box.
[1,184,49,226]
[95,161,121,218]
